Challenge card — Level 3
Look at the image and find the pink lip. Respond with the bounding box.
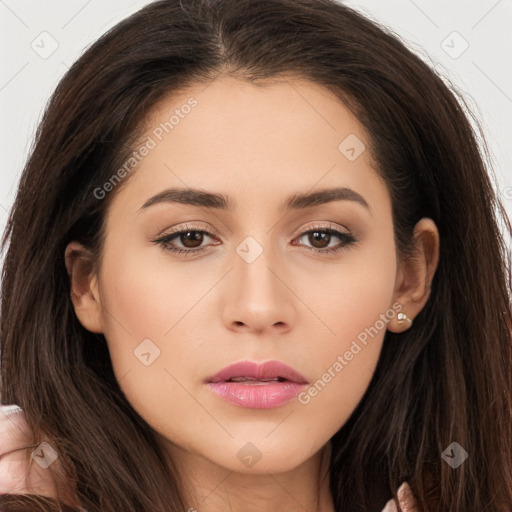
[205,360,308,409]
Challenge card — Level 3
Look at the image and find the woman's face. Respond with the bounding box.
[73,76,410,475]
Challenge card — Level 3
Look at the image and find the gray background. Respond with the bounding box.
[1,0,511,242]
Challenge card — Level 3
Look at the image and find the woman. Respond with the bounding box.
[1,0,511,510]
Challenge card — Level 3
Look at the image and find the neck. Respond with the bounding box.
[168,441,335,512]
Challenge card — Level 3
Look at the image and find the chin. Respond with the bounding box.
[209,438,317,475]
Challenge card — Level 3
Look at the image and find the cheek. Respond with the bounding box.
[294,229,397,430]
[95,243,220,416]
[98,242,217,349]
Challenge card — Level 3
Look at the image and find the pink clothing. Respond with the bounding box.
[0,404,417,511]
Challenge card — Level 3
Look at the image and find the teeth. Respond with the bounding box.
[229,377,281,382]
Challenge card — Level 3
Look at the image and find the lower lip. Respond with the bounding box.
[206,381,307,409]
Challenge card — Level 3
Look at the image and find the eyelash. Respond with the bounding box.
[152,223,357,257]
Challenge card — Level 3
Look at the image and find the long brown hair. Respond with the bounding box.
[1,0,511,510]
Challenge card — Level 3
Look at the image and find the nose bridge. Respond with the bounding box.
[235,233,281,302]
[222,232,295,332]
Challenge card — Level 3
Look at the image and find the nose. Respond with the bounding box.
[221,239,296,336]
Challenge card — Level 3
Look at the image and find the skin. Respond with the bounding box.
[0,407,56,495]
[0,407,73,505]
[65,76,439,511]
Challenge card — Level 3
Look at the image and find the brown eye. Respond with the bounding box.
[294,227,356,254]
[153,227,217,255]
[179,231,205,248]
[307,231,332,249]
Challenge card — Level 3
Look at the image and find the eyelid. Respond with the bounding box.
[157,220,351,241]
[291,220,352,238]
[158,222,220,238]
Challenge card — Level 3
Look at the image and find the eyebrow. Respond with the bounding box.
[138,186,371,213]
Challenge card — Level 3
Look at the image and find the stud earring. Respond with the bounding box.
[397,312,413,326]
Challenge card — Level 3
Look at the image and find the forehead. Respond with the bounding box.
[106,76,388,217]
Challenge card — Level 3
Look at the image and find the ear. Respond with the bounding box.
[387,218,440,333]
[64,241,104,334]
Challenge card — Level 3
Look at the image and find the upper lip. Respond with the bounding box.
[206,360,308,384]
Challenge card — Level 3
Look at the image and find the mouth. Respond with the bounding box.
[225,376,287,384]
[205,360,309,385]
[205,360,308,409]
